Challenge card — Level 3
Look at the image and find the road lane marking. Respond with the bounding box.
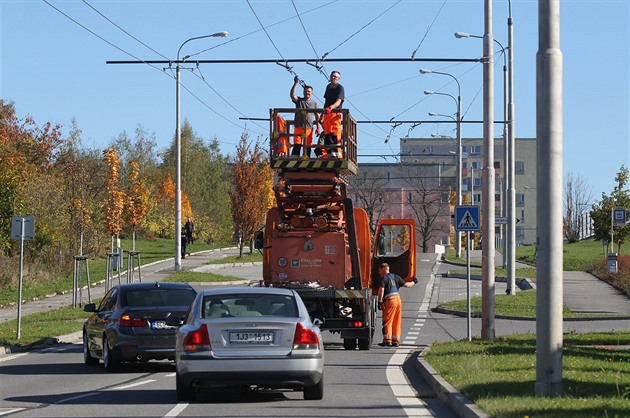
[114,379,156,390]
[0,408,26,416]
[56,392,99,404]
[163,403,188,417]
[0,353,28,363]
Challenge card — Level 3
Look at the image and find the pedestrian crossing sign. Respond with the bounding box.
[455,206,480,231]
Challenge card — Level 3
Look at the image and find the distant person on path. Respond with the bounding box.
[290,76,320,157]
[185,217,194,244]
[180,227,188,259]
[319,70,345,158]
[378,262,417,347]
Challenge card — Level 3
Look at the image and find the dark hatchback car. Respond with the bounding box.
[83,282,197,371]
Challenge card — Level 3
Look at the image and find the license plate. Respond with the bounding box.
[229,331,273,344]
[152,321,166,329]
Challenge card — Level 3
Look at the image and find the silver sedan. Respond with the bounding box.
[172,287,324,401]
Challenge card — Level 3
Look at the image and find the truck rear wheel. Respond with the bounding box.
[343,338,357,350]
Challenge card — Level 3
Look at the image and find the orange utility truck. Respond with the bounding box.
[255,108,416,350]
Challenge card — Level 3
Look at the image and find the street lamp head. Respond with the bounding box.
[419,69,432,75]
[428,112,439,117]
[424,90,434,95]
[212,31,229,38]
[454,32,470,39]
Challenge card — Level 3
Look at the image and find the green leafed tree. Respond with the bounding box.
[591,165,630,253]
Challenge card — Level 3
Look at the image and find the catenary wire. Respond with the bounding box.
[81,0,169,60]
[42,0,164,74]
[321,0,402,60]
[410,0,448,60]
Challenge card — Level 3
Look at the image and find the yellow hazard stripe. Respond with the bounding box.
[335,290,367,298]
[270,158,347,171]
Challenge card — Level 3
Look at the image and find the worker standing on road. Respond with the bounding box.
[377,262,417,347]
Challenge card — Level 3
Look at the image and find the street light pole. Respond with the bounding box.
[421,70,462,259]
[175,31,227,271]
[455,31,510,276]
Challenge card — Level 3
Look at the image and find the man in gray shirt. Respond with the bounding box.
[290,76,320,157]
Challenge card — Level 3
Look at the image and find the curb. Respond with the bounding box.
[415,346,490,418]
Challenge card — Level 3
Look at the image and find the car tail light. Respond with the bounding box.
[119,314,148,327]
[183,323,211,351]
[293,322,319,349]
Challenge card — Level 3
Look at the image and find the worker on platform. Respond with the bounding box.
[377,262,417,347]
[290,76,320,157]
[319,70,345,158]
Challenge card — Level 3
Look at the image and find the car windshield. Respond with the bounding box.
[203,293,298,318]
[123,289,196,307]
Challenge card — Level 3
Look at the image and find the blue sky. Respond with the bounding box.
[1,0,628,199]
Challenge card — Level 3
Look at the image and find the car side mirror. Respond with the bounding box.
[83,303,97,313]
[254,230,264,249]
[312,317,324,327]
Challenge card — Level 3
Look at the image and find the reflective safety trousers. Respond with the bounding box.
[381,294,402,344]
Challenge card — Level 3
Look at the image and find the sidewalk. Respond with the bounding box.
[0,247,244,325]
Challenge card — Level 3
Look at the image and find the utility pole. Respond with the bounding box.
[481,0,496,340]
[506,0,517,295]
[535,0,564,396]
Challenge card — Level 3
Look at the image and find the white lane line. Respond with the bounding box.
[385,261,438,417]
[165,372,176,377]
[113,379,156,390]
[163,403,189,417]
[0,352,28,363]
[0,408,26,416]
[386,348,433,417]
[56,392,100,404]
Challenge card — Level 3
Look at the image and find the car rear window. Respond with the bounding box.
[203,294,298,318]
[123,289,196,307]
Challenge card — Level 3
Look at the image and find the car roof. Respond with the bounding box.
[199,287,295,297]
[116,282,195,291]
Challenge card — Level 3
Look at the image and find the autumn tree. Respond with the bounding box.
[229,132,274,256]
[591,165,630,253]
[0,100,63,257]
[126,160,150,250]
[102,147,126,251]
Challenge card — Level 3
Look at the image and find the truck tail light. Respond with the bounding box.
[183,323,211,351]
[293,323,319,349]
[119,314,148,327]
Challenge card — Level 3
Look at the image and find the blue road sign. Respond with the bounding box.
[613,207,626,227]
[455,206,480,231]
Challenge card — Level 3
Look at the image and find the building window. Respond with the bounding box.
[407,192,412,204]
[516,161,525,174]
[517,193,525,207]
[521,210,525,223]
[494,161,501,170]
[441,193,450,203]
[470,145,482,155]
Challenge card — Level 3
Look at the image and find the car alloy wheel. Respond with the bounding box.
[103,336,121,372]
[83,331,99,366]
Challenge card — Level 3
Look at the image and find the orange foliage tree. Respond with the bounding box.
[156,175,192,238]
[126,160,150,250]
[102,147,125,250]
[229,132,274,256]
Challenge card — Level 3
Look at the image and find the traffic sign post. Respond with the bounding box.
[11,216,35,340]
[611,207,627,253]
[454,206,479,341]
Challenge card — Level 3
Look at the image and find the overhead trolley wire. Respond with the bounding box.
[42,0,164,74]
[410,0,448,60]
[320,0,402,61]
[81,0,169,60]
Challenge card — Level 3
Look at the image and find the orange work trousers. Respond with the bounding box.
[381,294,402,344]
[275,115,289,156]
[322,112,342,158]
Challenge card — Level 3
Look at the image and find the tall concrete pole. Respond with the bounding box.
[535,0,564,396]
[481,0,495,340]
[506,0,517,295]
